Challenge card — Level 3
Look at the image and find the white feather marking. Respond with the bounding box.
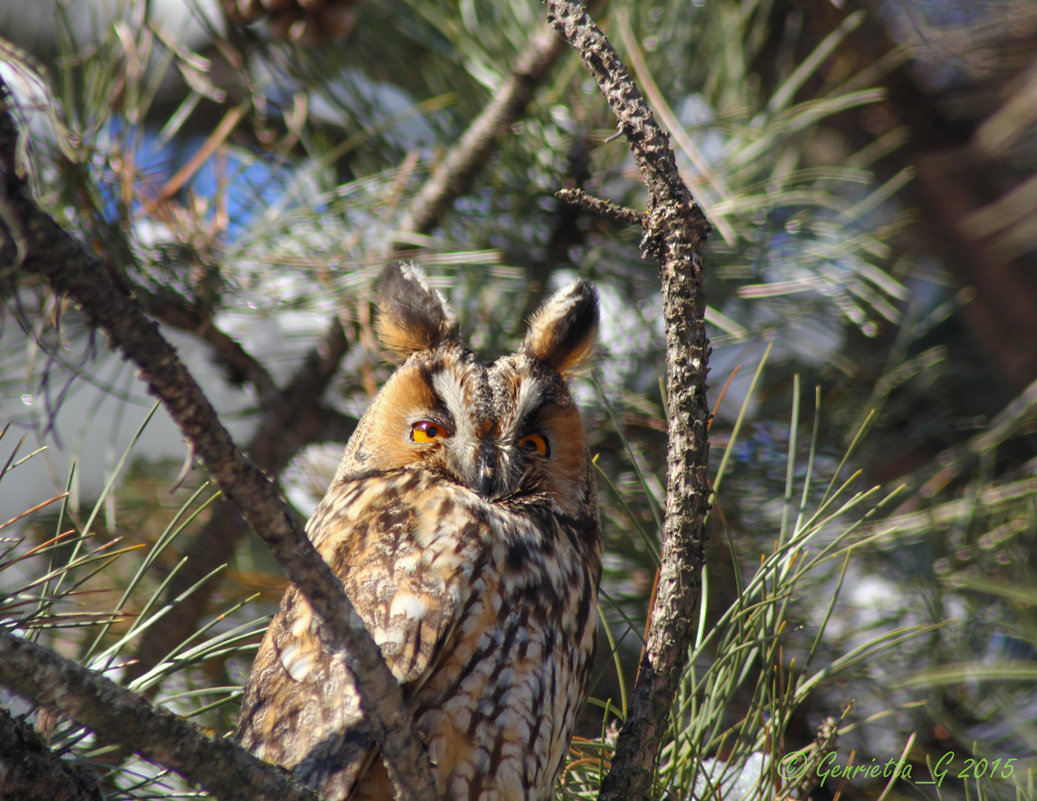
[390,591,428,621]
[377,627,405,646]
[279,643,313,682]
[430,548,463,572]
[432,370,474,437]
[511,374,543,436]
[395,551,422,573]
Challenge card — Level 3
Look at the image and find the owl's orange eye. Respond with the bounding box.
[411,420,445,444]
[518,433,549,457]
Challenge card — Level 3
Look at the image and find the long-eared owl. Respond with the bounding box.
[237,264,603,801]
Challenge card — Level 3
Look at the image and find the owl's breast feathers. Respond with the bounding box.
[237,467,602,801]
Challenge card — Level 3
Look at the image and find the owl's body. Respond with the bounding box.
[237,265,602,801]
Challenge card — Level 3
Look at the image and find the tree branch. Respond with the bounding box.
[0,80,436,801]
[396,22,570,239]
[555,186,644,226]
[0,632,316,801]
[140,291,280,402]
[0,706,102,801]
[127,317,356,685]
[542,3,712,800]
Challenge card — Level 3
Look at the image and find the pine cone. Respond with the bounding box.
[222,0,361,43]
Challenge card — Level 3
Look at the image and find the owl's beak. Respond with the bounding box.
[447,433,501,498]
[476,437,498,498]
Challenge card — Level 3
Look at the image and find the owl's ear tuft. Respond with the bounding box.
[522,279,599,376]
[377,263,461,359]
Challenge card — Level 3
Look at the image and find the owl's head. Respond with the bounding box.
[336,264,598,517]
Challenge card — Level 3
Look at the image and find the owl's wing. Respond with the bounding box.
[236,583,378,800]
[236,481,471,800]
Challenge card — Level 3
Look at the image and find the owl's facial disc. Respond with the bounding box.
[351,341,584,510]
[415,354,568,502]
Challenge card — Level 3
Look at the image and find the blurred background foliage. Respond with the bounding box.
[1,0,1035,799]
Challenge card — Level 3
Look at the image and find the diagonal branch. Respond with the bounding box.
[126,315,355,685]
[396,23,571,240]
[0,632,317,801]
[0,706,101,801]
[128,13,577,685]
[0,80,436,801]
[542,3,712,800]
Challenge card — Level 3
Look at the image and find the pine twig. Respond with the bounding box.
[0,632,317,801]
[396,22,569,239]
[0,79,437,801]
[542,3,712,800]
[555,186,644,226]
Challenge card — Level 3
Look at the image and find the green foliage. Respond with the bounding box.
[0,421,252,796]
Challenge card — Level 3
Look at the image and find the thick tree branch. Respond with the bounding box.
[543,3,712,800]
[0,706,102,801]
[0,81,436,801]
[127,317,356,685]
[0,632,316,801]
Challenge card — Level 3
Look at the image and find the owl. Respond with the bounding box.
[237,264,602,801]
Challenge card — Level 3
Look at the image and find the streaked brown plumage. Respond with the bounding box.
[236,264,602,801]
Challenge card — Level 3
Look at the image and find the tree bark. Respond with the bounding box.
[0,707,102,801]
[543,3,712,799]
[0,633,317,801]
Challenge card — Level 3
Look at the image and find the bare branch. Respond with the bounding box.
[0,632,317,801]
[128,318,357,684]
[555,187,644,226]
[542,3,712,800]
[141,291,280,401]
[0,707,102,801]
[396,23,569,239]
[0,80,436,801]
[129,402,355,687]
